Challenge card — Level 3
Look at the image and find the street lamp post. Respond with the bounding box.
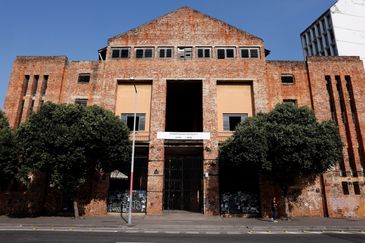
[128,78,137,225]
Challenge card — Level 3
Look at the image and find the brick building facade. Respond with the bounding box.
[3,7,365,217]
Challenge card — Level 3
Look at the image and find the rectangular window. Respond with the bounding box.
[23,75,30,96]
[177,47,192,59]
[32,75,39,96]
[41,75,48,96]
[283,99,297,106]
[75,98,88,106]
[111,47,130,59]
[325,76,337,122]
[335,76,347,124]
[78,73,91,83]
[159,48,173,58]
[223,113,248,131]
[353,182,361,195]
[197,48,211,58]
[217,48,235,59]
[281,74,294,84]
[29,99,35,116]
[121,113,146,131]
[135,48,154,59]
[342,182,350,195]
[17,100,25,127]
[240,47,260,59]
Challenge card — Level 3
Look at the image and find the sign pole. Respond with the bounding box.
[128,79,137,225]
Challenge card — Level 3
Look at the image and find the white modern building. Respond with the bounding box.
[301,0,365,68]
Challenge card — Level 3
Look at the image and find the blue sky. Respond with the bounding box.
[0,0,336,108]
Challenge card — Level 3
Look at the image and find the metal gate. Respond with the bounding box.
[163,157,203,212]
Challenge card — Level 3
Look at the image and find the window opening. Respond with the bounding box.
[325,76,337,122]
[78,73,90,83]
[240,47,260,59]
[17,100,25,127]
[135,48,154,59]
[121,113,146,131]
[353,182,361,195]
[177,47,192,59]
[342,182,349,195]
[23,75,30,96]
[283,99,297,106]
[223,113,248,131]
[75,98,88,106]
[29,99,35,116]
[41,75,48,96]
[217,48,235,59]
[281,74,294,84]
[111,47,130,59]
[197,48,211,58]
[32,75,39,96]
[159,48,173,58]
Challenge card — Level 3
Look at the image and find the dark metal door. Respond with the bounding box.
[164,157,202,212]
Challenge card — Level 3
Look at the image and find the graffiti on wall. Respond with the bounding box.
[220,191,259,215]
[107,190,146,213]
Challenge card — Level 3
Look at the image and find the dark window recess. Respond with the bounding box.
[250,49,259,58]
[165,81,203,132]
[241,49,249,58]
[111,48,130,59]
[353,182,361,195]
[78,73,91,83]
[342,182,350,195]
[281,74,294,84]
[32,75,39,96]
[240,48,260,59]
[135,48,153,59]
[121,113,146,131]
[217,48,235,59]
[75,98,88,106]
[41,75,48,96]
[325,76,337,122]
[283,99,297,106]
[336,74,358,177]
[17,100,25,127]
[197,48,211,58]
[335,76,347,124]
[29,99,35,116]
[345,75,365,171]
[345,76,356,122]
[177,47,192,59]
[40,100,44,107]
[23,75,30,96]
[112,49,120,58]
[159,48,173,58]
[223,113,248,131]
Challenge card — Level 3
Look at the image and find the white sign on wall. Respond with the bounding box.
[157,132,210,140]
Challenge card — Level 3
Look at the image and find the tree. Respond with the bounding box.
[17,103,131,217]
[0,111,18,191]
[220,103,342,218]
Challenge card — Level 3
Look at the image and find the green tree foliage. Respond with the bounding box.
[17,103,131,216]
[0,111,18,191]
[220,103,342,217]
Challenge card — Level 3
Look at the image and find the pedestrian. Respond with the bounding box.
[271,197,278,222]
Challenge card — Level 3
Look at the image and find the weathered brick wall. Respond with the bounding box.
[307,56,365,217]
[3,56,68,128]
[3,7,365,218]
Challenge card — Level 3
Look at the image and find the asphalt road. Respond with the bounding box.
[0,231,364,243]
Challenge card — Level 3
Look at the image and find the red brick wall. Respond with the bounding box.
[2,7,365,218]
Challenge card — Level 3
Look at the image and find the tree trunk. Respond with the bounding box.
[284,195,289,219]
[282,186,290,219]
[73,200,79,218]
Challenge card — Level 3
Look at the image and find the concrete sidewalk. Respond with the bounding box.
[0,212,365,233]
